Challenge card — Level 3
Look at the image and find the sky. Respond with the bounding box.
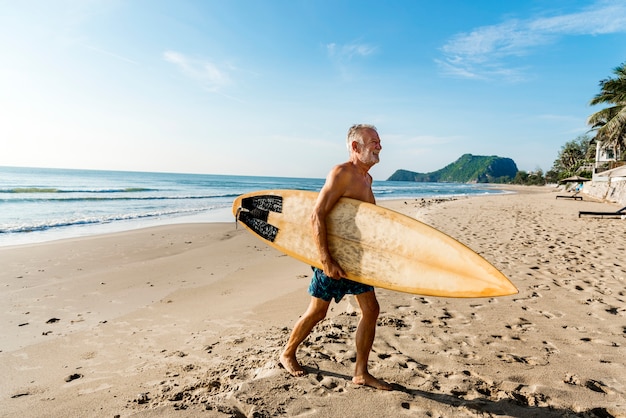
[1,0,626,180]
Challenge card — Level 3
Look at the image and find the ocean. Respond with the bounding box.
[0,166,505,247]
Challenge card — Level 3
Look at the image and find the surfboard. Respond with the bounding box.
[232,190,517,298]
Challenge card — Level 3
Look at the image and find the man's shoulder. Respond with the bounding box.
[330,162,358,176]
[330,162,372,181]
[325,163,374,203]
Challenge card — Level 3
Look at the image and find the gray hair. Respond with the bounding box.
[346,124,377,152]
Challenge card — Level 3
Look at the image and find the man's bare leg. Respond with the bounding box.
[280,297,330,377]
[353,291,393,390]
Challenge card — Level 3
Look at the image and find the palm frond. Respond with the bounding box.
[588,62,626,148]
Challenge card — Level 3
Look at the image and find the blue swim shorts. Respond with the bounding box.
[308,267,374,303]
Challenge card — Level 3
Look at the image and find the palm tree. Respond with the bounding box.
[588,63,626,154]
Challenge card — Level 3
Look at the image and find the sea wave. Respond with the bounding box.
[0,187,156,194]
[0,193,241,203]
[0,205,226,234]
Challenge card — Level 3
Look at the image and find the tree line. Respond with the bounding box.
[513,61,625,186]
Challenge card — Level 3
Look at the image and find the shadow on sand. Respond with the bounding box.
[312,368,610,418]
[393,384,612,418]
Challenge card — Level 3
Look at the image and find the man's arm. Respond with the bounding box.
[311,165,351,279]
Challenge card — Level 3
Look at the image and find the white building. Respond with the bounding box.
[585,138,626,204]
[592,138,623,178]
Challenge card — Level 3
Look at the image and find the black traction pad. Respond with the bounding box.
[237,195,282,242]
[238,210,278,242]
[241,195,283,213]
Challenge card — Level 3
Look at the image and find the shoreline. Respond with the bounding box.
[0,206,237,249]
[0,184,513,249]
[1,187,624,417]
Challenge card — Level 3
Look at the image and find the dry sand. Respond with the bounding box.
[1,187,624,417]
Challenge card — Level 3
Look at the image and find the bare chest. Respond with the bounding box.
[345,177,375,204]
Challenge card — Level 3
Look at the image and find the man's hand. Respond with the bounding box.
[323,258,346,280]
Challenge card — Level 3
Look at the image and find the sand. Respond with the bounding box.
[1,187,624,417]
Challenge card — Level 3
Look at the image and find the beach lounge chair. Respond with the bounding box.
[556,191,582,200]
[578,205,626,218]
[557,182,583,200]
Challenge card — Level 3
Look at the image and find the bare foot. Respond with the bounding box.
[279,352,307,377]
[352,373,393,390]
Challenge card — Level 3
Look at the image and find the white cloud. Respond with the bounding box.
[163,50,231,92]
[325,41,377,81]
[327,42,377,60]
[438,0,626,80]
[529,2,626,35]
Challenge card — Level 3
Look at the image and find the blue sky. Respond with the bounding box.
[1,0,625,180]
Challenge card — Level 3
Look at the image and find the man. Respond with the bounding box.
[280,124,392,391]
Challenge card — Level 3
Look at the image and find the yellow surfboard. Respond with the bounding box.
[233,190,517,298]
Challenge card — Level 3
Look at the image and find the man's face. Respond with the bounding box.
[357,128,382,166]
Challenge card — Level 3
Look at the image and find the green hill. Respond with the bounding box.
[387,154,518,183]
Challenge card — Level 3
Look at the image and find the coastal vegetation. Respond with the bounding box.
[389,61,626,186]
[545,135,594,181]
[587,62,626,153]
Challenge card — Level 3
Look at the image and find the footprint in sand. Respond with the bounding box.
[505,318,535,332]
[605,306,625,316]
[315,374,345,391]
[579,337,620,347]
[520,304,563,319]
[64,373,83,382]
[584,379,612,394]
[513,291,542,303]
[542,340,559,355]
[496,353,545,366]
[378,316,408,329]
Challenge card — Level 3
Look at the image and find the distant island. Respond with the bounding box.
[387,154,518,183]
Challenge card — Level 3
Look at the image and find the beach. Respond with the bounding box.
[1,187,624,417]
